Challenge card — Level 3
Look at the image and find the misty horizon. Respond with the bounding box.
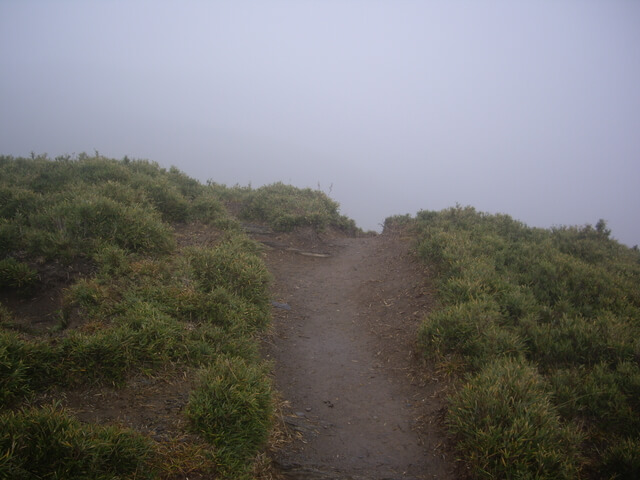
[1,1,639,245]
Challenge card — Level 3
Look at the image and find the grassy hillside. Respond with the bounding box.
[0,154,356,479]
[387,207,640,479]
[5,153,639,479]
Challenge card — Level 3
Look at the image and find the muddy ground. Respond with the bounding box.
[259,228,455,479]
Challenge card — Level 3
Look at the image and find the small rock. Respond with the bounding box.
[271,301,291,310]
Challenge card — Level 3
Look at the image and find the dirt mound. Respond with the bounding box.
[260,230,455,479]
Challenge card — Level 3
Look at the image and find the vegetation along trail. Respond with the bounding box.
[260,229,455,479]
[4,157,639,478]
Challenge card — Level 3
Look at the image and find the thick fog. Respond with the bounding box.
[1,1,639,245]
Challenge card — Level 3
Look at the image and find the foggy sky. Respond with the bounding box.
[1,1,639,245]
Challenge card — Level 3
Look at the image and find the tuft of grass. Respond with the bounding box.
[599,436,640,479]
[0,331,32,406]
[0,258,37,290]
[447,357,583,479]
[0,403,155,479]
[550,361,640,437]
[186,356,273,477]
[185,238,272,309]
[418,297,525,372]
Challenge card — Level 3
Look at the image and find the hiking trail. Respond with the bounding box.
[259,229,455,479]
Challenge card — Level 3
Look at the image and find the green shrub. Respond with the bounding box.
[185,240,271,308]
[419,298,523,370]
[550,361,640,437]
[599,436,640,480]
[383,213,414,231]
[186,356,272,477]
[0,185,42,219]
[2,307,190,395]
[34,192,176,254]
[417,228,473,277]
[161,285,268,333]
[131,175,190,222]
[190,192,228,223]
[168,165,203,198]
[497,285,541,325]
[0,258,37,290]
[0,155,366,476]
[0,302,13,324]
[0,155,237,261]
[448,358,582,479]
[438,256,507,303]
[185,323,260,363]
[0,331,32,407]
[92,244,131,277]
[0,220,20,252]
[522,314,616,370]
[0,404,155,479]
[92,179,147,206]
[236,182,358,233]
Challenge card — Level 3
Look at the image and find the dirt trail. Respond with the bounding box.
[261,232,454,479]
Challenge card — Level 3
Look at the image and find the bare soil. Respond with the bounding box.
[0,257,95,332]
[259,228,455,479]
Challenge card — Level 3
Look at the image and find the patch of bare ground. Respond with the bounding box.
[0,257,95,333]
[173,221,225,249]
[52,368,216,480]
[258,228,455,479]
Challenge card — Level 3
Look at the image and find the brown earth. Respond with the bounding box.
[0,256,95,333]
[258,228,455,479]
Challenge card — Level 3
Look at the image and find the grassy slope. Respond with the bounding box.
[386,207,640,479]
[0,154,356,479]
[6,154,638,479]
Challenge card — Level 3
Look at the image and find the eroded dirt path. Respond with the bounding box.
[261,232,454,479]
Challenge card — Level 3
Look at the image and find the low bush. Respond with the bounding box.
[185,240,271,309]
[0,185,43,219]
[0,331,32,406]
[186,356,273,477]
[0,258,37,290]
[0,403,155,479]
[521,314,619,370]
[213,181,360,234]
[0,154,365,477]
[419,298,525,371]
[131,175,191,222]
[599,436,640,479]
[31,192,176,254]
[550,361,640,438]
[447,357,582,479]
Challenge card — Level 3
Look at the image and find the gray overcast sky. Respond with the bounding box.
[1,1,639,245]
